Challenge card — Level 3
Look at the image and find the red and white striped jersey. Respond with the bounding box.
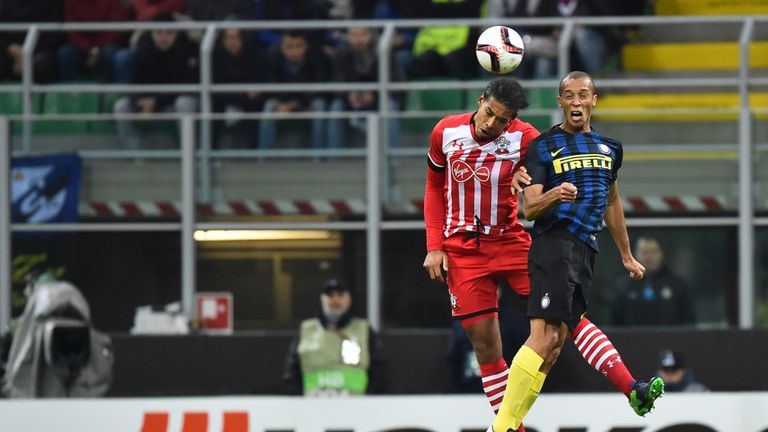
[426,112,539,243]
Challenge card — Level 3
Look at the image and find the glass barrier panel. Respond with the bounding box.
[208,115,369,222]
[11,231,182,332]
[756,110,768,213]
[196,229,367,330]
[11,118,184,215]
[756,228,768,327]
[591,227,734,329]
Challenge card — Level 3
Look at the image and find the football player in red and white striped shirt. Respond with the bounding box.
[423,78,646,431]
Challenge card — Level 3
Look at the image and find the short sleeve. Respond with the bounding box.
[612,140,623,182]
[524,137,547,186]
[517,121,540,167]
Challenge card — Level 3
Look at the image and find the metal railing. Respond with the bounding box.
[0,16,766,333]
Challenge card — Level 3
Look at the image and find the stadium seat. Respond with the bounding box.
[0,91,43,134]
[89,93,121,134]
[622,41,768,72]
[403,82,465,132]
[527,86,559,110]
[35,90,100,134]
[654,0,768,15]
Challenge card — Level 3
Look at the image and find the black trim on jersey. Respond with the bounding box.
[453,307,499,321]
[428,156,445,172]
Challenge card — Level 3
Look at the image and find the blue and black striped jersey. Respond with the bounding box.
[524,125,623,251]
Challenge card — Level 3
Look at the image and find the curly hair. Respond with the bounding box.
[482,77,529,112]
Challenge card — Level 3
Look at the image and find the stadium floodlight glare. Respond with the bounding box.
[193,230,333,242]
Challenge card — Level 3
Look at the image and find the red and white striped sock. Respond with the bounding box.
[572,317,634,397]
[479,358,508,414]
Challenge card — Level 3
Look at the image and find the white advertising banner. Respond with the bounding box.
[0,393,765,432]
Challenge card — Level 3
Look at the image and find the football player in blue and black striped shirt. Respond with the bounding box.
[489,71,664,432]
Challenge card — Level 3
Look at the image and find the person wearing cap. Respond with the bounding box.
[657,349,709,393]
[282,278,387,396]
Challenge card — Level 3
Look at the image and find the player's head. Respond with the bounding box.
[474,77,528,141]
[635,236,664,274]
[557,71,597,133]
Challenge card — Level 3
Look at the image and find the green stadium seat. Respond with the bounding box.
[88,93,122,133]
[0,91,43,135]
[527,86,559,110]
[34,91,99,133]
[403,87,465,132]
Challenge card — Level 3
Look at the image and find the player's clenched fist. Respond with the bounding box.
[554,182,578,202]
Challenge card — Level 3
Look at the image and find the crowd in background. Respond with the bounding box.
[0,0,653,148]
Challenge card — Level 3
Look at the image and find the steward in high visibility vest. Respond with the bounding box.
[283,278,387,396]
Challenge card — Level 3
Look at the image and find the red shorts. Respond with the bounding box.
[443,229,531,325]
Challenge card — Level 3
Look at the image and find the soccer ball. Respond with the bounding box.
[475,26,525,74]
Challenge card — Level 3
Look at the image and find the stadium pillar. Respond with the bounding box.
[366,114,381,330]
[737,18,755,329]
[181,115,197,319]
[0,117,10,335]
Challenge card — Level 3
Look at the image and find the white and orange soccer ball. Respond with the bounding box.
[475,25,525,74]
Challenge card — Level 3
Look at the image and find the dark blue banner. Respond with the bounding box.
[11,153,82,223]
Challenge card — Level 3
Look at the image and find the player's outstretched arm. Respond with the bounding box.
[521,182,578,220]
[604,181,645,280]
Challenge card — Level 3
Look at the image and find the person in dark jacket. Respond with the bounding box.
[211,26,265,148]
[57,0,132,82]
[612,236,696,326]
[185,0,254,21]
[0,0,63,83]
[327,26,400,149]
[282,278,387,396]
[113,13,199,148]
[257,30,330,150]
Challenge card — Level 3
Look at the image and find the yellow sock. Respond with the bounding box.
[520,371,547,421]
[492,346,544,431]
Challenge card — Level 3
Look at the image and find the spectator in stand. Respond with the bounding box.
[131,0,186,21]
[113,13,199,149]
[57,0,132,82]
[611,236,695,327]
[212,26,266,148]
[258,30,330,150]
[185,0,254,21]
[488,0,620,78]
[406,0,484,80]
[656,349,709,392]
[370,0,415,82]
[0,0,63,83]
[328,26,400,149]
[253,0,324,49]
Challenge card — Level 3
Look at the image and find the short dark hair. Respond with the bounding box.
[559,71,596,95]
[283,30,307,41]
[482,77,529,112]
